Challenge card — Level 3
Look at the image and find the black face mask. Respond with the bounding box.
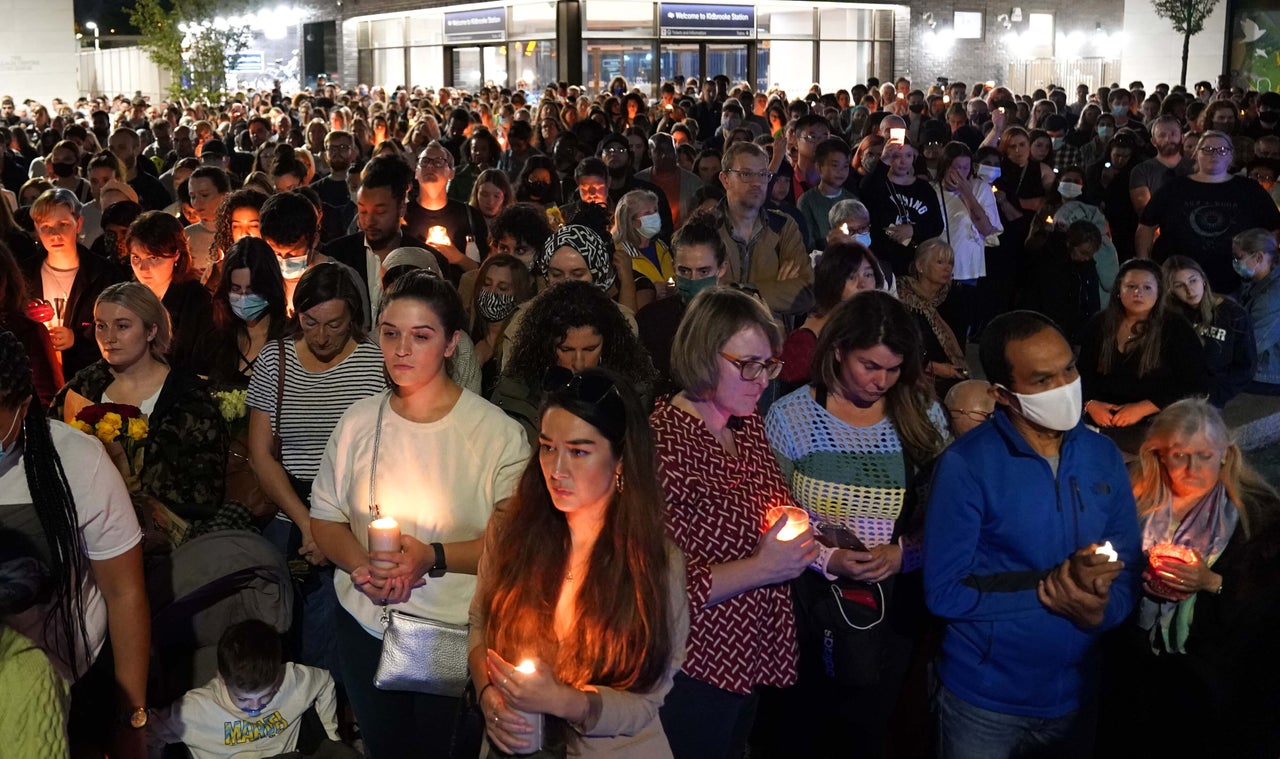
[909,103,926,114]
[51,161,77,178]
[526,179,551,198]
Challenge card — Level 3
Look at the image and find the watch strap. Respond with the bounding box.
[428,541,447,577]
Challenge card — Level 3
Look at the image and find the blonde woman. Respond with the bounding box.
[613,190,674,310]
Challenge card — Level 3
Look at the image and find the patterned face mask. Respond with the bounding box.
[476,289,517,322]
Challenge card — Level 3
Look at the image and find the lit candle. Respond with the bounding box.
[511,659,544,753]
[1094,540,1118,563]
[368,517,401,570]
[426,225,452,248]
[1045,215,1055,225]
[767,506,809,542]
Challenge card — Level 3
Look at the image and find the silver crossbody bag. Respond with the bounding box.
[366,394,471,697]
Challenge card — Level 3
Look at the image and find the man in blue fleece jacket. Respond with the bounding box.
[924,311,1141,758]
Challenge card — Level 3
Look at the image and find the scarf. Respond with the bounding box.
[898,275,965,367]
[538,224,616,291]
[1136,483,1239,654]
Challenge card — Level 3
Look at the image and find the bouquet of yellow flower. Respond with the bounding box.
[72,403,148,480]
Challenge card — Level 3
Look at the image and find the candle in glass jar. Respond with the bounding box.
[766,506,809,542]
[511,659,544,753]
[368,517,401,569]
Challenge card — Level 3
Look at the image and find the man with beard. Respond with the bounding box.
[312,130,358,242]
[1129,115,1194,215]
[403,141,483,283]
[636,132,702,229]
[597,132,673,241]
[713,141,813,318]
[229,116,273,177]
[321,155,448,314]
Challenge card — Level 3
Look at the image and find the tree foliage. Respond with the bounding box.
[1151,0,1219,35]
[129,0,252,102]
[1151,0,1221,86]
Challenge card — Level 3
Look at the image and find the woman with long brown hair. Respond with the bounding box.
[471,367,687,757]
[1080,259,1208,453]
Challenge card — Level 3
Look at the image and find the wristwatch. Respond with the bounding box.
[428,542,447,578]
[126,706,148,729]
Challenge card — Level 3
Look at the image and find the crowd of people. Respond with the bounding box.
[1,69,1279,759]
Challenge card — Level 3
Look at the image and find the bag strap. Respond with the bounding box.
[273,339,286,436]
[830,582,885,631]
[368,392,389,518]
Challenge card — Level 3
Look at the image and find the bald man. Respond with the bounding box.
[945,379,996,437]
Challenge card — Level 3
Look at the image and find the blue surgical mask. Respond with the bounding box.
[976,164,1001,184]
[637,212,662,239]
[1233,258,1256,279]
[279,255,308,279]
[1111,105,1129,117]
[854,231,873,248]
[1057,181,1083,199]
[1051,136,1065,150]
[229,292,270,321]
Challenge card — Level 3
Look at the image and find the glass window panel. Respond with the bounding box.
[758,40,811,95]
[511,2,556,36]
[511,40,557,93]
[583,42,655,97]
[874,10,895,40]
[406,14,443,45]
[356,20,371,49]
[409,46,442,89]
[583,0,655,36]
[819,41,872,91]
[707,44,749,86]
[373,47,405,88]
[953,11,983,40]
[371,18,404,48]
[660,44,700,84]
[818,9,875,40]
[357,49,373,86]
[484,45,509,87]
[873,42,894,82]
[757,5,813,38]
[1028,13,1054,58]
[452,47,482,91]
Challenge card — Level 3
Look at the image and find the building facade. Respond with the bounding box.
[280,0,1130,97]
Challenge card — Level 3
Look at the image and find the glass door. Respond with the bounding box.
[660,44,701,86]
[451,45,508,89]
[706,43,750,86]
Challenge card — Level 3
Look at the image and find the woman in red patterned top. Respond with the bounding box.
[652,287,819,759]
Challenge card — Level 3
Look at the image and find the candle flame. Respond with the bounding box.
[1094,540,1118,562]
[515,659,536,674]
[1045,215,1054,225]
[371,516,399,530]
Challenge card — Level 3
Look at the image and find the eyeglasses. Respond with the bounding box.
[542,365,622,405]
[724,169,775,183]
[328,144,354,153]
[720,352,784,381]
[947,409,991,423]
[1198,145,1232,156]
[418,156,450,168]
[602,145,629,155]
[799,132,830,143]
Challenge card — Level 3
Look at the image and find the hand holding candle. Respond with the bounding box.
[510,660,545,753]
[425,225,452,248]
[767,506,810,542]
[1094,541,1118,562]
[367,517,401,570]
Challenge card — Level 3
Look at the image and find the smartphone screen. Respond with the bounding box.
[889,127,906,144]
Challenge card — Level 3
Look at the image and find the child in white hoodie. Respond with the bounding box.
[148,619,355,759]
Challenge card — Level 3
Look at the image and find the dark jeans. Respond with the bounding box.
[264,517,340,676]
[659,672,760,759]
[935,687,1095,759]
[333,605,463,759]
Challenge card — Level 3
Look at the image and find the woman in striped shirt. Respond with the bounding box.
[246,262,386,672]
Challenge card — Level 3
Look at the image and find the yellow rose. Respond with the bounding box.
[71,420,93,435]
[127,417,148,441]
[95,424,120,444]
[102,412,123,428]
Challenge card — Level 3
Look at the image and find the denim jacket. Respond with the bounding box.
[1242,268,1280,385]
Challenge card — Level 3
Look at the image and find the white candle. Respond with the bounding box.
[767,506,809,542]
[368,517,401,569]
[512,659,544,753]
[1094,540,1118,563]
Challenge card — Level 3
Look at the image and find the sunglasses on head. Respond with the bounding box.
[542,365,622,406]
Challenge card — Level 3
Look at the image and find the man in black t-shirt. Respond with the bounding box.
[403,141,485,274]
[859,141,945,275]
[311,130,357,243]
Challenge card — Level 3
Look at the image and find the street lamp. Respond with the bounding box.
[85,21,99,51]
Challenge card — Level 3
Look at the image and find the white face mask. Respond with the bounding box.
[1001,376,1083,432]
[1058,181,1083,199]
[637,212,662,239]
[976,164,1001,184]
